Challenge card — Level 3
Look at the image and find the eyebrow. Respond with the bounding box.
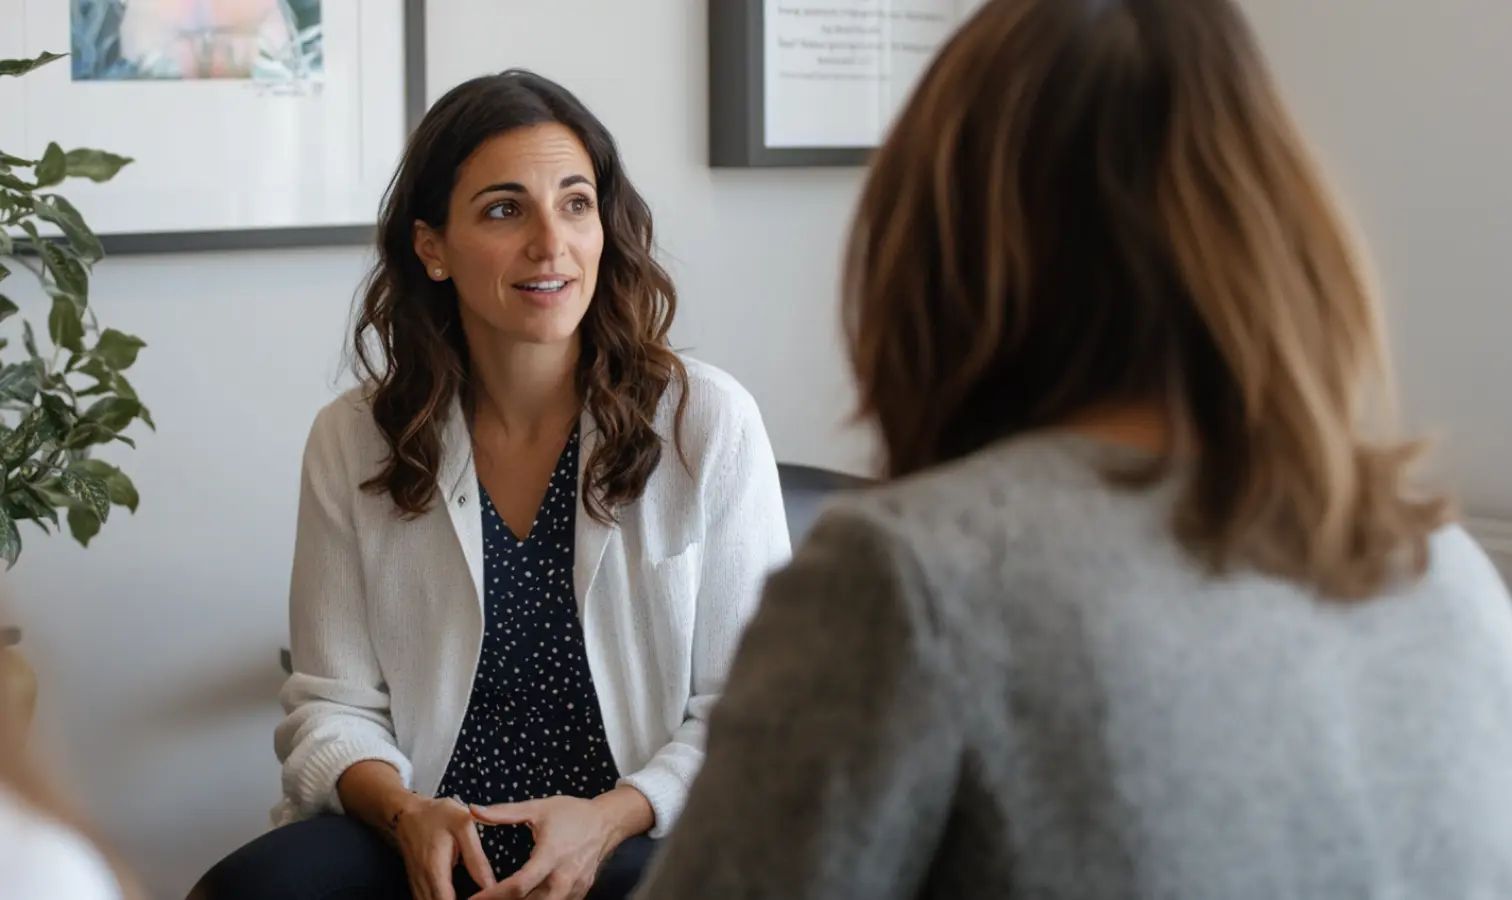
[470,174,593,201]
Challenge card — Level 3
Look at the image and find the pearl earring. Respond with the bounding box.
[433,268,445,279]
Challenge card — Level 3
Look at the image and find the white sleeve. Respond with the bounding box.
[618,387,793,837]
[272,404,412,818]
[0,789,124,900]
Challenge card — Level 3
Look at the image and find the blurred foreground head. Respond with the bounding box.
[845,0,1448,599]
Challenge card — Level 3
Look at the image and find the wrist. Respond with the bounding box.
[380,789,430,834]
[591,785,655,846]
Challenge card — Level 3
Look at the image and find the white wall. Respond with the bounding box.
[8,0,1512,897]
[10,2,870,896]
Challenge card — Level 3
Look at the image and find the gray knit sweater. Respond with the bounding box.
[634,434,1512,900]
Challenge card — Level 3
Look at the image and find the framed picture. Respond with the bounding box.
[0,0,426,254]
[710,0,963,168]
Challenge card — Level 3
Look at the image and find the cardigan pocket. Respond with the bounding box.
[645,541,703,662]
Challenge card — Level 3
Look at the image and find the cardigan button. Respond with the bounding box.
[458,494,467,506]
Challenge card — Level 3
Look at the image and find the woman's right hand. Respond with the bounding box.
[391,794,497,900]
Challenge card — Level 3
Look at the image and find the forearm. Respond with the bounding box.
[593,784,655,845]
[337,760,427,839]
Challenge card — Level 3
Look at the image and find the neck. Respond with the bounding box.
[1060,403,1171,453]
[467,334,581,441]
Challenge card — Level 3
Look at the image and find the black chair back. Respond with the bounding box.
[776,462,873,545]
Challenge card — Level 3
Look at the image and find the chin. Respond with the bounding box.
[506,311,587,347]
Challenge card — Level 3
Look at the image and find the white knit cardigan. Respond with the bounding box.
[271,358,792,838]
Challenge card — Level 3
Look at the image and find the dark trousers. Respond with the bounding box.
[189,814,655,900]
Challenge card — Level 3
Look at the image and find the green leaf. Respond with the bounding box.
[38,392,76,431]
[14,219,40,255]
[40,242,88,306]
[83,397,139,432]
[0,230,11,257]
[0,405,71,468]
[0,52,67,78]
[22,321,39,359]
[60,468,109,523]
[77,381,112,398]
[94,330,146,371]
[64,149,132,183]
[0,191,22,219]
[34,196,103,262]
[0,508,20,568]
[0,153,33,167]
[111,372,137,399]
[34,143,65,188]
[81,397,139,432]
[0,363,40,405]
[4,483,59,528]
[0,295,17,324]
[66,504,99,547]
[0,411,47,467]
[0,172,34,192]
[61,422,114,450]
[48,294,85,352]
[68,459,137,513]
[76,356,113,383]
[33,406,71,455]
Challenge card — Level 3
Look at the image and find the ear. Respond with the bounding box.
[413,220,448,279]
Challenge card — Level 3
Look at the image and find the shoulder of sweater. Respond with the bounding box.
[807,434,1103,571]
[661,355,767,459]
[298,384,386,485]
[669,355,762,424]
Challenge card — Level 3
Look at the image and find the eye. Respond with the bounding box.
[484,200,519,219]
[567,195,596,215]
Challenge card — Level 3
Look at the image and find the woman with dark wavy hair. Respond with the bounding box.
[192,69,789,900]
[635,0,1512,898]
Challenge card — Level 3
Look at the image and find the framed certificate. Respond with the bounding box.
[710,0,962,168]
[0,0,427,254]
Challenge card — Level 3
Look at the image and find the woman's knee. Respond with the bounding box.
[188,815,406,900]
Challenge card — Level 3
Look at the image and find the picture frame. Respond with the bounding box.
[709,0,961,168]
[0,0,427,254]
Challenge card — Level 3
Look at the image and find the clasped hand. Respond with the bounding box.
[395,793,619,900]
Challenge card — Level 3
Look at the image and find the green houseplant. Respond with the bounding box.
[0,51,152,568]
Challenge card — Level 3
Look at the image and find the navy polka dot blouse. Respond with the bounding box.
[435,423,621,878]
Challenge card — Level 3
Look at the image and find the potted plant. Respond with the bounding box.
[0,50,152,730]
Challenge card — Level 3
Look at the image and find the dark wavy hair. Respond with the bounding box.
[352,69,687,523]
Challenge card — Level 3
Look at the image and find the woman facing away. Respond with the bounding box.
[634,0,1512,898]
[192,70,790,900]
[0,619,137,900]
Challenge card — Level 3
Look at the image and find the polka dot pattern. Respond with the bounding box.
[435,423,621,878]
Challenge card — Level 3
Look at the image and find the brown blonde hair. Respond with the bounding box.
[844,0,1450,599]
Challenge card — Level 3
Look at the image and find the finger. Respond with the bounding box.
[494,854,554,899]
[408,869,432,900]
[567,874,595,900]
[429,840,457,900]
[458,821,497,891]
[470,801,537,827]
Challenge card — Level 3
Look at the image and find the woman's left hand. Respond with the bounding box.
[468,794,630,900]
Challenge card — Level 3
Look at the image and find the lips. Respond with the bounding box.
[513,278,570,293]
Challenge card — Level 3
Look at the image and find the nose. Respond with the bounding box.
[525,214,567,262]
